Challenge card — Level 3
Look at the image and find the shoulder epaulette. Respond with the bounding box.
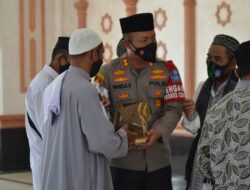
[164,60,177,72]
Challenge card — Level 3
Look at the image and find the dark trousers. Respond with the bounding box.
[111,165,173,190]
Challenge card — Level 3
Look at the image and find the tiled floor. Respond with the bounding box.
[0,172,186,190]
[0,155,188,190]
[0,137,189,190]
[0,171,32,190]
[0,155,187,190]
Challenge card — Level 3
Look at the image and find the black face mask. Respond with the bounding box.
[90,59,103,78]
[206,60,229,80]
[59,63,70,74]
[130,42,157,63]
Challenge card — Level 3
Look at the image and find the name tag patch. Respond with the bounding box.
[149,81,166,87]
[113,83,132,89]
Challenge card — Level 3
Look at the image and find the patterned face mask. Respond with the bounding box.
[206,60,229,80]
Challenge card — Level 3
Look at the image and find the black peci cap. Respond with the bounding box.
[52,36,70,58]
[211,34,239,53]
[120,13,154,34]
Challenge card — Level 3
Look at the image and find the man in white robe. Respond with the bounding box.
[25,37,70,190]
[41,28,129,190]
[197,41,250,189]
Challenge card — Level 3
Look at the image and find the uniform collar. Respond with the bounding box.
[122,57,150,77]
[122,57,154,68]
[68,65,90,81]
[43,64,58,80]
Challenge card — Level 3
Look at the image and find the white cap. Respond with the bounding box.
[69,28,102,55]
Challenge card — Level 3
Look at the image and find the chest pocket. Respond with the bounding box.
[147,80,167,114]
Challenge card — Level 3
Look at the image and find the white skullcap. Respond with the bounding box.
[69,28,102,55]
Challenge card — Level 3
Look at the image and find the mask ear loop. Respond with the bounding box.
[235,67,241,78]
[122,38,130,59]
[128,40,137,49]
[125,42,129,58]
[124,38,138,63]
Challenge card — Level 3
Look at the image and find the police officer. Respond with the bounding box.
[99,13,184,190]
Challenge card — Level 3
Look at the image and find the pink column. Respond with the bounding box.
[123,0,139,16]
[74,0,89,28]
[183,0,196,98]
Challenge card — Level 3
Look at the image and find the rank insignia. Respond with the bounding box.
[151,69,165,75]
[155,90,162,97]
[113,70,126,76]
[148,62,154,67]
[150,75,166,80]
[94,73,105,85]
[118,93,129,99]
[155,99,162,108]
[123,58,129,67]
[113,77,129,83]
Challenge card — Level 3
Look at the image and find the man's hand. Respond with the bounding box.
[101,95,110,108]
[143,129,161,149]
[182,98,195,117]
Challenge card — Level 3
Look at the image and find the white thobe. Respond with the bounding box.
[25,64,58,190]
[41,66,128,190]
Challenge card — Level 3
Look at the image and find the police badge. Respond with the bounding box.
[114,101,151,145]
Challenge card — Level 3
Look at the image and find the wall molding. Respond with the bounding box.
[0,114,191,137]
[0,115,25,129]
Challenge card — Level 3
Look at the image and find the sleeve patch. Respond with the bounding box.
[169,69,182,82]
[94,72,105,85]
[164,60,185,103]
